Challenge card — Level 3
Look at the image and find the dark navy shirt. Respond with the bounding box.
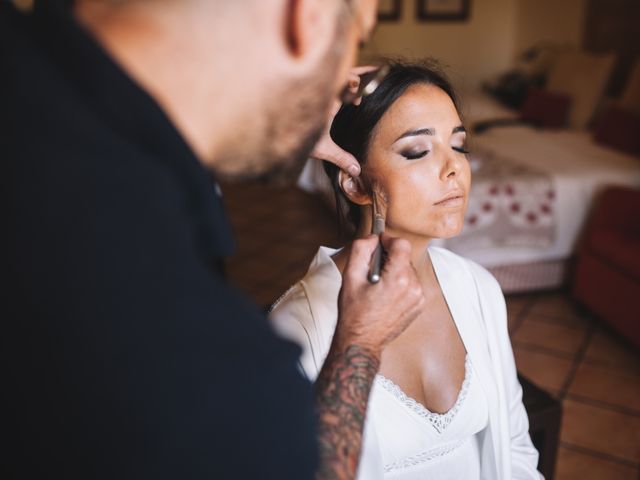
[1,1,317,478]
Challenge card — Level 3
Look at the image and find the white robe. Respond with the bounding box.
[270,246,543,480]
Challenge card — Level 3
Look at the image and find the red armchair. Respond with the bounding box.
[573,186,640,348]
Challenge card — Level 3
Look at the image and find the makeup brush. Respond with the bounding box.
[340,64,390,104]
[368,189,385,283]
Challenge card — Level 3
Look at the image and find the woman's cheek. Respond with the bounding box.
[386,179,426,226]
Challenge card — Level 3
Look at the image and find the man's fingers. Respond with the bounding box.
[345,66,379,92]
[344,235,380,281]
[311,139,360,177]
[380,236,413,277]
[309,66,381,176]
[379,236,424,320]
[351,65,380,76]
[379,234,411,258]
[332,150,361,177]
[342,65,383,106]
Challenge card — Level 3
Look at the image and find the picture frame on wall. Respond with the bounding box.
[377,0,402,21]
[417,0,471,21]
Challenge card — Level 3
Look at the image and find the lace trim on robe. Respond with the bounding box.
[375,355,472,434]
[382,438,469,473]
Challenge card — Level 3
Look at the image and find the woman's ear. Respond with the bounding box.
[338,169,371,206]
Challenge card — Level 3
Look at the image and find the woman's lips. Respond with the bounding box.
[434,191,465,207]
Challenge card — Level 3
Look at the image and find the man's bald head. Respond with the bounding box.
[73,0,377,177]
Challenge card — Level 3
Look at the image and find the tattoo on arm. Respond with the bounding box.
[314,344,380,480]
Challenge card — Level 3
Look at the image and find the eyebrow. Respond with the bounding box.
[395,125,466,142]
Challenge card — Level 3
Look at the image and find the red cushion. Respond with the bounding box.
[593,106,640,156]
[587,229,640,281]
[588,187,640,231]
[520,87,571,128]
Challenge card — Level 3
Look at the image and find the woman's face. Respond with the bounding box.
[363,83,471,242]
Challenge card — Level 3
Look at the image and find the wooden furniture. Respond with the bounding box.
[520,375,563,479]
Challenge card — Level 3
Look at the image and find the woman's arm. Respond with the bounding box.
[497,316,544,479]
[475,264,543,479]
[497,324,543,478]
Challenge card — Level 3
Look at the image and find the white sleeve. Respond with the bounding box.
[471,263,544,479]
[269,285,321,381]
[498,301,544,479]
[355,412,384,480]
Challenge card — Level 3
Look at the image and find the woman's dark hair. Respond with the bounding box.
[324,59,463,232]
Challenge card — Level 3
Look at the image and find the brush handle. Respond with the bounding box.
[368,241,383,283]
[368,214,385,283]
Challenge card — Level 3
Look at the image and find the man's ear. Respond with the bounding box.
[284,0,336,60]
[338,169,371,206]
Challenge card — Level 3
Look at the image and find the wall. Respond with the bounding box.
[514,0,587,54]
[360,0,586,89]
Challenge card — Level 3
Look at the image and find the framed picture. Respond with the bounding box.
[417,0,471,21]
[377,0,402,21]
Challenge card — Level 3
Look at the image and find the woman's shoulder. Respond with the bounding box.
[269,246,343,373]
[270,246,342,316]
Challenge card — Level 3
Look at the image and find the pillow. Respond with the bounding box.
[593,106,640,156]
[519,87,571,128]
[484,70,546,109]
[546,50,616,129]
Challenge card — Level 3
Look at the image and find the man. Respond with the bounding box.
[1,0,424,478]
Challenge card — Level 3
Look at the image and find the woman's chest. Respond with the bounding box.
[370,353,489,478]
[378,294,467,414]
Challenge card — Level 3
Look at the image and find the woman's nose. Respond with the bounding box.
[442,149,460,179]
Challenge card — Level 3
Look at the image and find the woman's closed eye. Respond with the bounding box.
[401,149,429,160]
[401,145,468,159]
[453,146,470,154]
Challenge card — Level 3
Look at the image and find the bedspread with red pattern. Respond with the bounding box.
[447,147,557,251]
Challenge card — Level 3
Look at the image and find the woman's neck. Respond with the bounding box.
[334,224,436,288]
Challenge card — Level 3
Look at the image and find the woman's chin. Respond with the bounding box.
[430,223,465,240]
[390,220,465,242]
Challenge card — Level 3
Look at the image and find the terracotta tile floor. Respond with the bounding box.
[221,180,640,479]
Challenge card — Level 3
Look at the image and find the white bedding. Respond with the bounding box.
[459,89,520,125]
[432,126,640,267]
[298,92,640,270]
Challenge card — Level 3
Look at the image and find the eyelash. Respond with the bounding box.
[401,146,470,160]
[402,150,429,160]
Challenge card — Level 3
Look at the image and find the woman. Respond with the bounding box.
[269,61,542,480]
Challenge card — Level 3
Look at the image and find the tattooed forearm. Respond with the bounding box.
[314,343,381,480]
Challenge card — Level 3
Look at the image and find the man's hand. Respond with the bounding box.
[335,234,425,354]
[315,234,424,480]
[310,66,379,178]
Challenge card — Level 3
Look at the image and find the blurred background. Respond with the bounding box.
[361,0,637,93]
[223,1,639,478]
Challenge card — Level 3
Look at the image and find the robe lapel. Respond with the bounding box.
[302,246,506,479]
[300,247,342,376]
[431,247,503,480]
